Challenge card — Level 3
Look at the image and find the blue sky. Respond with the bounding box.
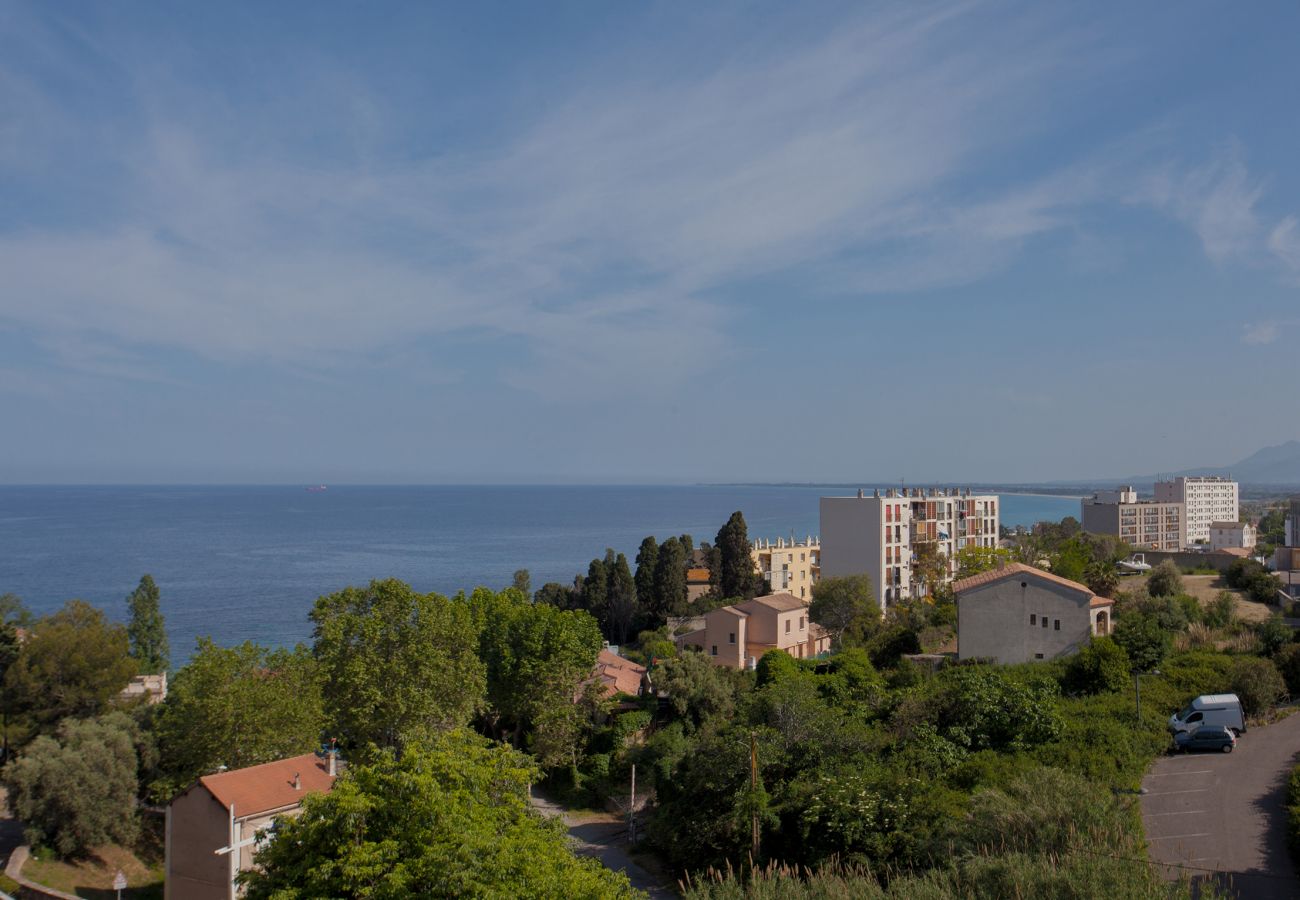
[2,2,1298,484]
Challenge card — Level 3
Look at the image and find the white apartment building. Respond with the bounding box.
[1209,521,1256,552]
[1081,487,1186,552]
[1154,476,1239,547]
[820,488,1000,609]
[750,537,819,601]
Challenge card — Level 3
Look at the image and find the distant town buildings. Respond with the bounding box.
[1080,487,1185,552]
[820,488,1000,609]
[1209,521,1256,553]
[675,593,831,668]
[1154,476,1239,546]
[954,562,1113,664]
[166,751,339,900]
[750,536,820,600]
[1273,498,1300,583]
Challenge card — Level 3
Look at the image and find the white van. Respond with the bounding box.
[1168,694,1246,736]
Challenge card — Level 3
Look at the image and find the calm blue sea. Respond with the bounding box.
[0,485,1078,655]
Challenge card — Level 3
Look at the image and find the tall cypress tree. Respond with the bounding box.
[126,574,169,674]
[654,536,688,618]
[716,512,758,601]
[582,557,608,616]
[634,536,659,611]
[605,552,639,645]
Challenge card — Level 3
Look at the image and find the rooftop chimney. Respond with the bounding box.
[328,738,338,777]
[293,772,301,791]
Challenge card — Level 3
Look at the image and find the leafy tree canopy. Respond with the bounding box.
[311,579,485,757]
[154,638,325,797]
[240,730,640,900]
[809,575,879,649]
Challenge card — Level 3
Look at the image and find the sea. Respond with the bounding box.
[0,485,1079,656]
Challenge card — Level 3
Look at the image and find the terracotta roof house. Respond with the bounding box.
[675,593,831,669]
[589,649,647,699]
[165,751,339,900]
[953,562,1113,665]
[686,567,712,603]
[119,672,168,705]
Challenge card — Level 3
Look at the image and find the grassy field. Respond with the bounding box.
[20,816,163,900]
[1122,572,1272,622]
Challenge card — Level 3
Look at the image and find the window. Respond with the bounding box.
[1054,619,1060,631]
[1030,614,1037,625]
[785,620,791,633]
[728,632,735,644]
[1034,653,1044,659]
[799,616,805,629]
[710,645,717,656]
[1042,617,1048,629]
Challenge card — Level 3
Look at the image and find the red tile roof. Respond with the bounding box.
[686,567,711,583]
[199,753,336,818]
[952,562,1114,607]
[734,593,806,614]
[592,649,646,698]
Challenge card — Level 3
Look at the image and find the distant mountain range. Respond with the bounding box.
[1056,440,1300,489]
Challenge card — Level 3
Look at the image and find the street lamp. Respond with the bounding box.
[1135,669,1161,723]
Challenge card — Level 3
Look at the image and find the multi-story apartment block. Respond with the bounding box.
[820,488,1000,609]
[751,537,820,601]
[1081,487,1185,552]
[1154,476,1239,546]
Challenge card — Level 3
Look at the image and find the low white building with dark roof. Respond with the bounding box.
[954,562,1113,664]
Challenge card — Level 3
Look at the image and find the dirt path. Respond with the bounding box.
[1141,711,1300,898]
[531,792,676,898]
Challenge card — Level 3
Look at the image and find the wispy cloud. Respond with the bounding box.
[1242,322,1279,345]
[1142,143,1264,265]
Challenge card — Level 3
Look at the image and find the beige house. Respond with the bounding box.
[685,567,712,603]
[165,752,338,900]
[954,562,1113,665]
[751,537,820,600]
[675,593,832,668]
[1209,521,1255,552]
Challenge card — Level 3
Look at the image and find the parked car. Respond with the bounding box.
[1168,693,1246,736]
[1173,725,1236,754]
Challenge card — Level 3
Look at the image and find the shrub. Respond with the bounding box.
[1255,617,1293,657]
[1278,644,1300,696]
[1113,614,1170,673]
[1062,637,1130,695]
[1230,657,1287,715]
[1175,594,1202,626]
[3,714,140,857]
[1204,591,1237,628]
[1148,560,1184,598]
[865,626,921,669]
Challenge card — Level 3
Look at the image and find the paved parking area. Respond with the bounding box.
[1141,713,1300,899]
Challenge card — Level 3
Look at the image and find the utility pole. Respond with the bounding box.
[749,731,760,862]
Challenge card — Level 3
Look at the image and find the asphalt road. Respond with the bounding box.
[531,792,676,899]
[1142,712,1300,898]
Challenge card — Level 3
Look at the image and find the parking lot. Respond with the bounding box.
[1141,713,1300,899]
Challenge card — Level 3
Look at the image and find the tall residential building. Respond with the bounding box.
[1154,476,1239,547]
[1080,487,1185,552]
[751,536,820,601]
[820,488,1000,609]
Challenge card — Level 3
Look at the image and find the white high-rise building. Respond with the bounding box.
[1154,476,1239,547]
[820,487,1000,610]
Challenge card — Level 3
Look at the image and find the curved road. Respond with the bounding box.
[531,792,675,899]
[1142,712,1300,898]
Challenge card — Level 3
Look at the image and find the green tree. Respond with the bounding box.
[1255,616,1293,657]
[715,511,758,601]
[511,569,531,596]
[3,600,136,729]
[1084,561,1120,599]
[954,546,1011,580]
[310,579,485,756]
[809,575,879,649]
[1112,614,1170,673]
[534,582,579,610]
[125,574,169,674]
[654,536,689,617]
[154,639,325,796]
[1274,643,1300,696]
[240,730,639,899]
[1147,560,1183,598]
[582,556,609,617]
[655,651,736,731]
[911,542,947,596]
[1230,657,1286,715]
[4,713,140,857]
[605,552,640,644]
[634,536,660,612]
[471,589,603,769]
[1062,637,1131,695]
[932,666,1062,752]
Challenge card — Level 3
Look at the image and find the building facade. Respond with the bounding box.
[1209,521,1256,552]
[820,488,1000,609]
[675,593,832,668]
[165,752,338,900]
[1154,477,1239,546]
[1081,487,1186,552]
[954,562,1113,664]
[750,537,820,600]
